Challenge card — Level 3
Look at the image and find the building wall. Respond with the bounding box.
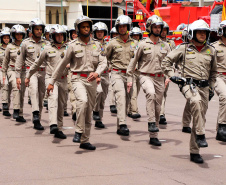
[0,0,46,28]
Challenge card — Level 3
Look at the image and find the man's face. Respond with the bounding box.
[33,25,43,38]
[55,33,64,44]
[79,22,90,36]
[132,34,140,41]
[161,28,167,38]
[196,30,206,43]
[3,35,10,44]
[112,33,119,38]
[96,30,104,40]
[118,25,128,35]
[71,30,78,40]
[45,32,50,40]
[152,24,162,36]
[15,33,23,41]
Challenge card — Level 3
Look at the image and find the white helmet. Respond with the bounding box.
[130,27,143,39]
[50,24,67,42]
[29,18,45,34]
[74,15,93,35]
[110,27,118,38]
[188,19,210,41]
[44,24,52,34]
[146,15,164,33]
[1,27,10,37]
[10,24,26,40]
[69,27,77,40]
[115,15,132,33]
[163,21,169,35]
[217,20,226,37]
[93,22,108,37]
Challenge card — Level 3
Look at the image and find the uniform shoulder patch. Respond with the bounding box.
[207,43,215,49]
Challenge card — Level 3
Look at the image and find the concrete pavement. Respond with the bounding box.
[0,83,225,185]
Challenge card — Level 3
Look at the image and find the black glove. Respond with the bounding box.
[209,87,214,101]
[170,76,186,86]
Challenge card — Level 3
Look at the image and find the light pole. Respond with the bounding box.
[61,0,64,25]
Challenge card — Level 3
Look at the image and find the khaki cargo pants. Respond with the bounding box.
[139,74,165,139]
[72,73,97,144]
[181,85,209,154]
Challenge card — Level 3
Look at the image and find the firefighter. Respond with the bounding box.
[69,28,78,40]
[127,27,142,119]
[92,22,109,128]
[0,27,11,115]
[105,15,138,136]
[2,25,27,122]
[108,27,118,114]
[161,20,217,163]
[127,15,170,146]
[44,24,52,41]
[15,18,50,130]
[47,15,107,150]
[212,20,226,142]
[159,21,176,125]
[25,24,68,139]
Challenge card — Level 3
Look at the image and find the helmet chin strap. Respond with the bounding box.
[152,32,161,37]
[80,32,91,38]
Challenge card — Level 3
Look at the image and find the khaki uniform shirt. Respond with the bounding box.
[212,39,226,73]
[0,45,6,68]
[2,42,20,77]
[26,42,68,79]
[166,38,176,50]
[49,37,107,85]
[161,42,217,88]
[105,36,138,70]
[127,37,170,82]
[15,37,50,78]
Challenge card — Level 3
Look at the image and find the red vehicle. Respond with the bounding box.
[125,0,225,44]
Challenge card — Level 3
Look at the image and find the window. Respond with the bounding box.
[56,10,59,24]
[49,10,52,24]
[64,10,67,25]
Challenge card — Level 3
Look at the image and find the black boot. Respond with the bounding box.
[95,121,105,128]
[117,124,130,136]
[80,143,96,150]
[16,116,26,123]
[190,153,204,163]
[148,122,159,132]
[159,115,167,125]
[110,105,117,114]
[50,124,58,134]
[2,103,11,117]
[182,127,191,133]
[131,113,141,119]
[73,132,82,143]
[216,124,226,142]
[93,111,100,121]
[43,100,48,107]
[196,134,208,147]
[72,112,77,121]
[13,109,20,119]
[32,111,44,130]
[55,131,67,139]
[64,111,69,116]
[149,138,161,146]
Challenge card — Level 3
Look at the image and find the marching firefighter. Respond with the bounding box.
[92,22,109,128]
[127,15,170,146]
[161,20,217,163]
[108,27,118,114]
[2,25,27,122]
[128,27,143,119]
[25,24,68,139]
[15,18,50,130]
[105,15,138,136]
[212,20,226,142]
[0,27,11,115]
[47,15,107,150]
[159,21,176,125]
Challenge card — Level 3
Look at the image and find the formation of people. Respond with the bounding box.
[0,14,225,164]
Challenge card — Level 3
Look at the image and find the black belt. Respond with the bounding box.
[186,78,209,88]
